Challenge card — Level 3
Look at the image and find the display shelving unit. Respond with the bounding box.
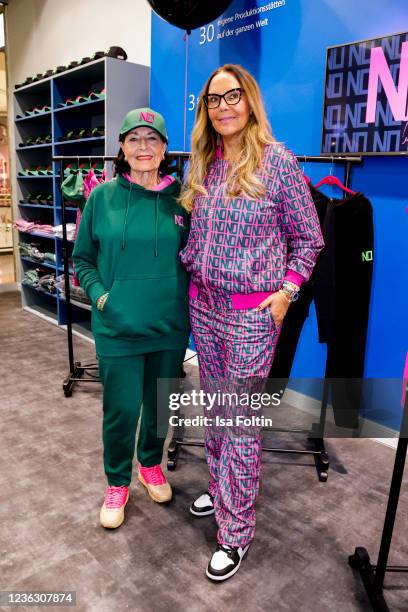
[13,57,149,337]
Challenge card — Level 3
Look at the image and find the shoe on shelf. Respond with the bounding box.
[138,464,172,503]
[91,125,105,137]
[206,543,250,582]
[100,485,129,529]
[190,491,214,517]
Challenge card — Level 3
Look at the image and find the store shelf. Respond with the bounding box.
[59,295,92,311]
[17,175,58,179]
[56,236,75,243]
[55,136,105,146]
[18,230,56,240]
[17,143,52,150]
[22,282,58,300]
[15,110,52,122]
[23,303,59,325]
[15,79,52,95]
[14,56,149,328]
[54,98,105,114]
[21,256,56,270]
[19,203,54,209]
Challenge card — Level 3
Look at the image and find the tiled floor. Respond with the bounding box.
[1,291,407,612]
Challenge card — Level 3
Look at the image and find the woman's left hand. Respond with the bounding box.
[256,291,290,327]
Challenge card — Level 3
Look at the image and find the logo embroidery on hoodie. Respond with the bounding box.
[140,111,155,124]
[174,214,184,227]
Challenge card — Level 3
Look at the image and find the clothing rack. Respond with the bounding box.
[54,152,188,397]
[349,367,408,611]
[166,153,364,482]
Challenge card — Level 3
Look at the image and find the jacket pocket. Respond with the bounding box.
[102,277,188,339]
[245,240,284,291]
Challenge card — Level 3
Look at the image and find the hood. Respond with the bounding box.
[116,172,180,196]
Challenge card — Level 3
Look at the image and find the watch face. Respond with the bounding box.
[291,292,299,302]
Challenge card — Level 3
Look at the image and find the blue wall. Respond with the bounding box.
[151,0,408,429]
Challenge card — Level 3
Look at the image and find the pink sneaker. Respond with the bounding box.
[138,464,172,503]
[100,485,129,529]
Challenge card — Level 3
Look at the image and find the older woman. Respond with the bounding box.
[179,66,324,581]
[73,108,189,529]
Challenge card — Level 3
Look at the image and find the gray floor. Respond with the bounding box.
[1,291,407,612]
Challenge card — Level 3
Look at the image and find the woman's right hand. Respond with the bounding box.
[96,292,109,311]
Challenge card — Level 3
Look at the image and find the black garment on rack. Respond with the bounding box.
[269,184,374,428]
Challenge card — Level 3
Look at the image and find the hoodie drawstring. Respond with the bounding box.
[121,181,160,255]
[122,183,133,250]
[154,192,159,257]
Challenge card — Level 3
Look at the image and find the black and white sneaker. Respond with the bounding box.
[206,543,250,581]
[190,492,214,517]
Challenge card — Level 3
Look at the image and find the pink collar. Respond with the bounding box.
[123,172,175,191]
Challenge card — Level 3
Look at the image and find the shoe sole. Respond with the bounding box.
[190,506,215,517]
[100,491,129,529]
[137,473,172,503]
[205,545,250,582]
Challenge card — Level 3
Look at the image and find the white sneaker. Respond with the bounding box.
[100,485,129,529]
[206,543,250,581]
[190,492,214,517]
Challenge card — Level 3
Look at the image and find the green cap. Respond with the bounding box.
[119,107,168,142]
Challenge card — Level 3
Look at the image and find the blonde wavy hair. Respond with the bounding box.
[179,64,276,212]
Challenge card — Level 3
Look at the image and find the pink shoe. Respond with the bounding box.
[138,465,172,503]
[100,485,129,528]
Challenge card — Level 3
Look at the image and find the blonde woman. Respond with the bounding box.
[179,64,324,581]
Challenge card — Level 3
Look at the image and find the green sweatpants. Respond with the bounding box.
[98,350,185,486]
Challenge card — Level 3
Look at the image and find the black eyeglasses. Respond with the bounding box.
[203,88,245,109]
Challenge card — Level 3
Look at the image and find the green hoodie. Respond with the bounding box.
[72,174,190,357]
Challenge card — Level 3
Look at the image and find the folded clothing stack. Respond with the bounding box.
[53,224,76,241]
[14,218,77,239]
[23,269,41,289]
[19,241,56,264]
[13,219,36,233]
[22,269,57,294]
[38,273,57,294]
[13,218,55,235]
[56,274,90,305]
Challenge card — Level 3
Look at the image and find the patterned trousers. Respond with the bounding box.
[190,289,281,548]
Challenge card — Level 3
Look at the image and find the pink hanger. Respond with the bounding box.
[315,173,356,195]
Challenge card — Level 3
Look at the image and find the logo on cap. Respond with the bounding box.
[140,111,155,124]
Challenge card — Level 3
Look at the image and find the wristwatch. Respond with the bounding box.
[279,281,300,303]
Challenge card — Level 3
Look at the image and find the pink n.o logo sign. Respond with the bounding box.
[366,41,408,123]
[140,111,155,124]
[322,32,408,155]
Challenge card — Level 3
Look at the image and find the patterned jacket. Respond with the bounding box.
[180,143,324,296]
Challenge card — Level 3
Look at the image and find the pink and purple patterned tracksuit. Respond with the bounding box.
[180,143,324,548]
